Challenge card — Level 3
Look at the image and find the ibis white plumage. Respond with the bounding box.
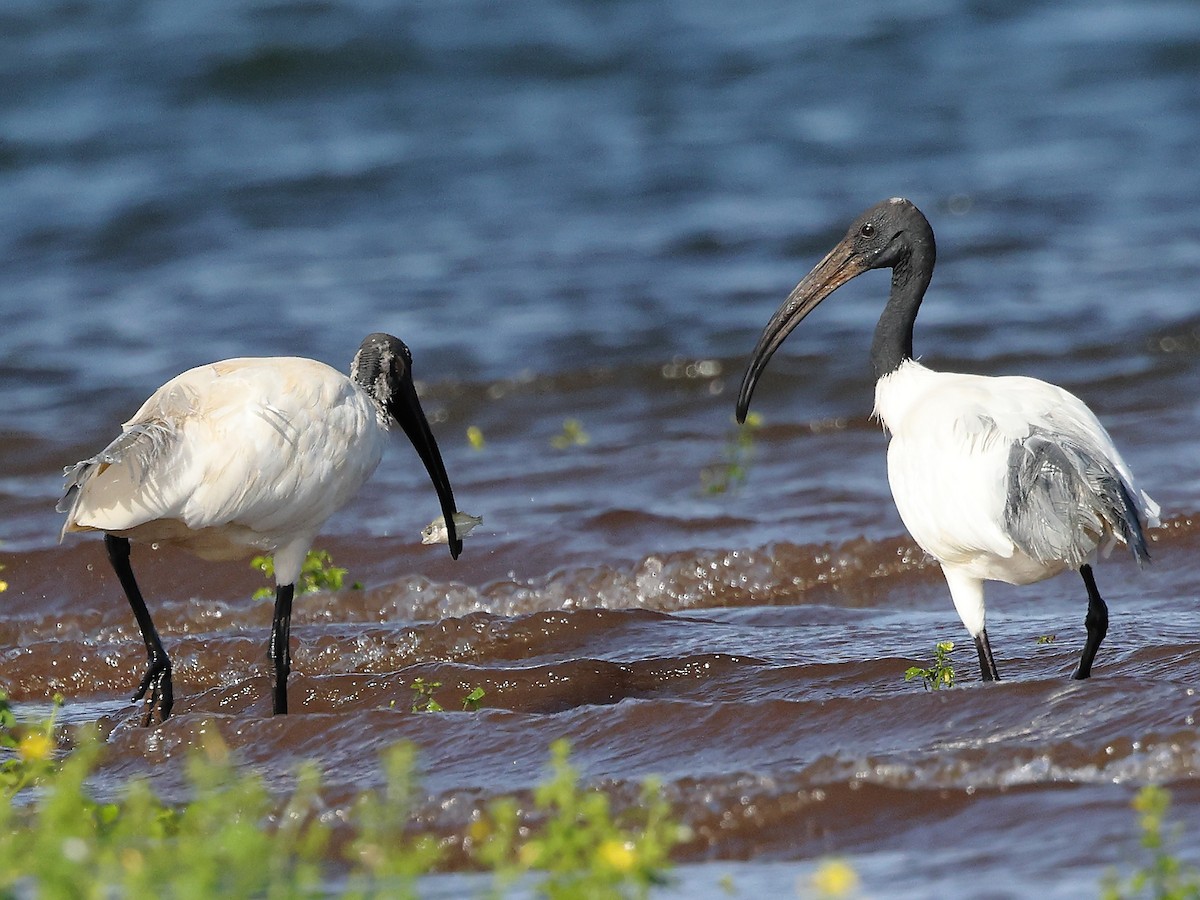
[737,198,1158,682]
[58,333,463,723]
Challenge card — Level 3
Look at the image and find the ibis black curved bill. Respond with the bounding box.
[391,378,463,559]
[736,239,872,423]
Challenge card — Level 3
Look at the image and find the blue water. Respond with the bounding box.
[4,1,1200,895]
[5,0,1200,547]
[6,0,1199,383]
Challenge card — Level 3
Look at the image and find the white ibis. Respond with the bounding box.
[58,333,462,722]
[737,198,1158,682]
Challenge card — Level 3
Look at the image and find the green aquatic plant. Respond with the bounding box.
[409,680,486,714]
[409,678,443,713]
[550,418,590,450]
[701,411,763,495]
[0,690,62,797]
[251,548,353,601]
[476,738,686,899]
[0,699,685,899]
[1102,785,1200,900]
[905,640,956,691]
[1035,634,1057,645]
[0,726,332,898]
[345,742,443,897]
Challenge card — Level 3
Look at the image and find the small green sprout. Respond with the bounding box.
[409,681,484,713]
[905,640,956,691]
[1102,785,1200,899]
[467,425,485,450]
[409,678,443,713]
[701,411,763,494]
[550,418,590,449]
[251,549,350,601]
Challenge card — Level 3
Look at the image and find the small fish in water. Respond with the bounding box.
[421,512,483,545]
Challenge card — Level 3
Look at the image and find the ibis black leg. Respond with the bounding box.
[974,629,1001,682]
[269,583,295,715]
[1073,564,1109,680]
[104,534,173,725]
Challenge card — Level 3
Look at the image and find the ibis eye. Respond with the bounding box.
[860,223,876,238]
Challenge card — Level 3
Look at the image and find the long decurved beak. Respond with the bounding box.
[736,238,870,423]
[391,379,462,559]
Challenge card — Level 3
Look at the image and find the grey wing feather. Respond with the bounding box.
[56,421,176,527]
[1004,428,1150,569]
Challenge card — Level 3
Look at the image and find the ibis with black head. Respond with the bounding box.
[58,333,463,723]
[737,198,1158,682]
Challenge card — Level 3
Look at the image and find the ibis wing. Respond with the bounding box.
[57,371,202,539]
[57,420,180,537]
[1005,421,1151,569]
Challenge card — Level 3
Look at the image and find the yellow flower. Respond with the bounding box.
[810,858,859,898]
[17,731,54,762]
[120,848,145,875]
[597,839,636,873]
[517,840,543,868]
[466,817,491,843]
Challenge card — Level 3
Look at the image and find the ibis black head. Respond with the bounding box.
[352,333,463,559]
[736,198,937,421]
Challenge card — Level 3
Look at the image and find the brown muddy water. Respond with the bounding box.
[6,377,1200,897]
[5,0,1200,896]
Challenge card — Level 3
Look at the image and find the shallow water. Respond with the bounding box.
[3,0,1200,895]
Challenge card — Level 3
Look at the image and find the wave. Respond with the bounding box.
[7,512,1197,628]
